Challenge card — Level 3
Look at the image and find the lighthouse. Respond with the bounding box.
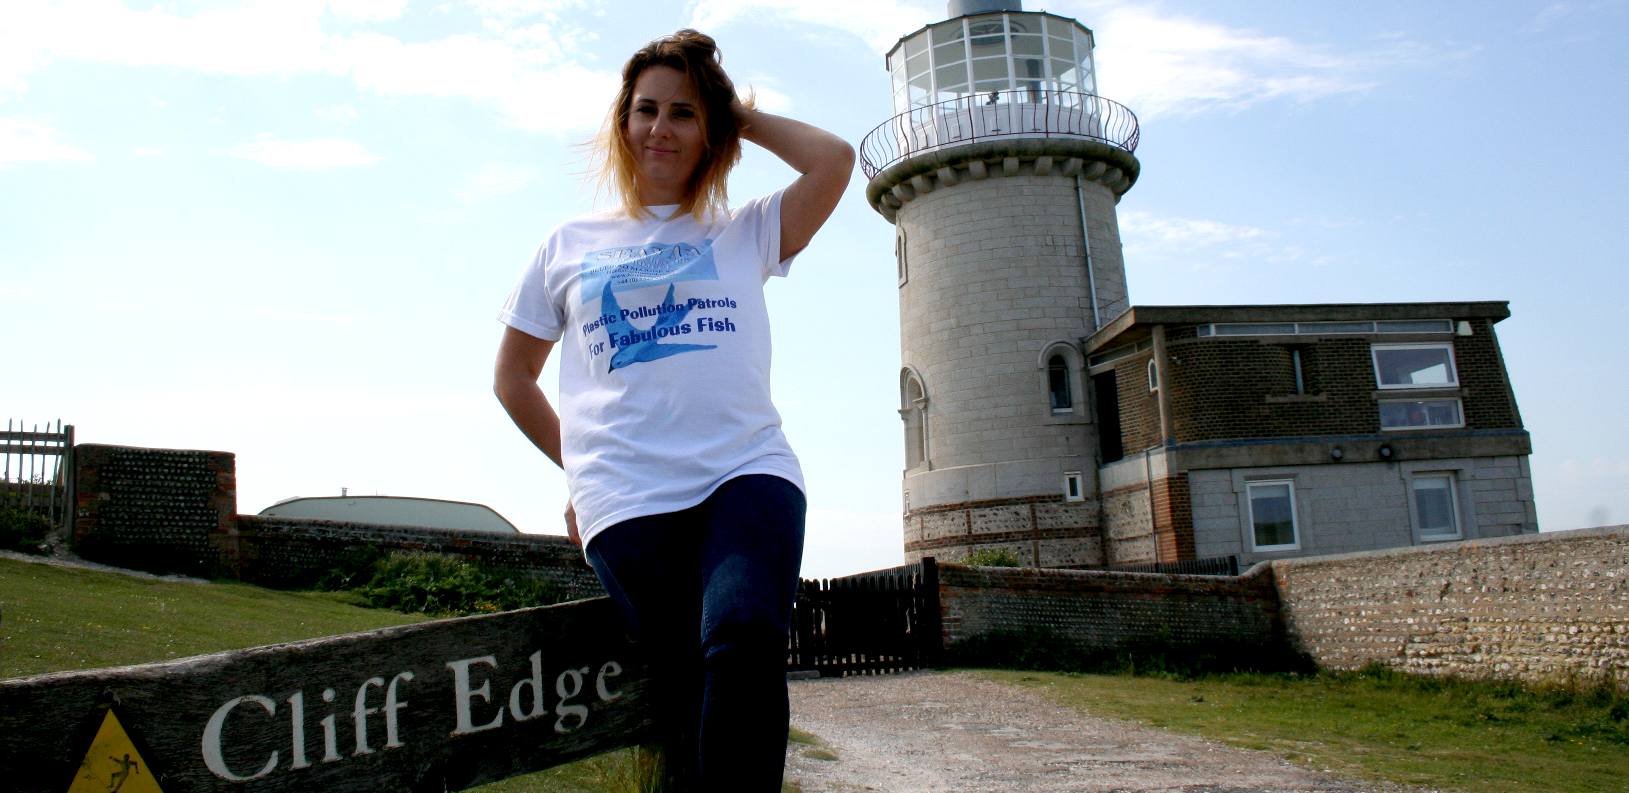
[862,0,1140,567]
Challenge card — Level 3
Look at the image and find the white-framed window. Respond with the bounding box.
[1146,358,1159,392]
[1063,471,1085,502]
[1372,343,1458,389]
[1379,398,1465,430]
[1410,473,1462,540]
[1246,479,1299,551]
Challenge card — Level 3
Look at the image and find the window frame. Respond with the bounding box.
[1063,471,1085,502]
[1371,342,1459,390]
[1245,479,1300,552]
[1408,473,1463,541]
[1378,398,1465,431]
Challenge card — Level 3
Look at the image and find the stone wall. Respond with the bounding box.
[1273,526,1629,685]
[236,515,603,601]
[72,444,238,578]
[936,562,1285,657]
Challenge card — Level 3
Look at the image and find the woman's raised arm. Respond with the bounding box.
[736,107,855,262]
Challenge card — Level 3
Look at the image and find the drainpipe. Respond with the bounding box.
[1075,173,1100,330]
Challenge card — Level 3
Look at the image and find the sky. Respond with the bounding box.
[4,0,1627,580]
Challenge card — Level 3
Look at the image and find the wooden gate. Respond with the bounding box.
[788,558,941,677]
[0,419,74,538]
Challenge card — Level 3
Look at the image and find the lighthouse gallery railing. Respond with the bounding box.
[860,90,1140,179]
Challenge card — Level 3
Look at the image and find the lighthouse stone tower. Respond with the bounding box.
[862,0,1141,567]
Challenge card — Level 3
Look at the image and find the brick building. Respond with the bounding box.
[861,1,1538,568]
[1087,303,1535,567]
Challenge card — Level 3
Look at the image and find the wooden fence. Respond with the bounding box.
[0,419,74,535]
[0,598,656,792]
[788,558,942,677]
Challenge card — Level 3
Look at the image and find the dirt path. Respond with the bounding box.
[783,671,1437,793]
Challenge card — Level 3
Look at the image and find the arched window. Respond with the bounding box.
[1048,354,1072,411]
[900,369,929,469]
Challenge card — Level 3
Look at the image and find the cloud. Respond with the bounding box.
[0,118,92,167]
[328,0,409,23]
[230,135,382,168]
[1119,209,1321,268]
[0,0,615,134]
[687,0,937,54]
[1087,5,1382,119]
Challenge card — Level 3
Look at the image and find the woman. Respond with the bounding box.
[493,29,853,790]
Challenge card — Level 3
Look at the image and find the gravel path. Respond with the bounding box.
[783,670,1437,793]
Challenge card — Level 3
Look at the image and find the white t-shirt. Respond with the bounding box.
[498,191,804,548]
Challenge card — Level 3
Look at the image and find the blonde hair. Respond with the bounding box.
[595,29,746,220]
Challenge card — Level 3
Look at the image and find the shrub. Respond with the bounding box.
[320,551,566,617]
[0,505,51,554]
[961,547,1022,567]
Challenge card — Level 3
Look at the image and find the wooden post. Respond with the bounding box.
[0,598,655,792]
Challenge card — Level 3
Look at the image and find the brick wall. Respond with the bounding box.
[937,562,1285,656]
[1273,526,1629,686]
[1112,352,1161,453]
[73,444,238,577]
[1150,474,1194,561]
[236,515,603,601]
[1166,320,1521,443]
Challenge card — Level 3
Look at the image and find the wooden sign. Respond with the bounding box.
[0,598,656,792]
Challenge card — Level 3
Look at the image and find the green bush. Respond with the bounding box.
[961,547,1022,567]
[319,551,566,617]
[0,505,51,554]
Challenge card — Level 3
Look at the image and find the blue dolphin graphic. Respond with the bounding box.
[601,281,716,372]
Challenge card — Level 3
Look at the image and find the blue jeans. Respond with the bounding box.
[585,474,806,791]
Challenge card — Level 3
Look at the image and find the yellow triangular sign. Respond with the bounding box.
[66,709,166,793]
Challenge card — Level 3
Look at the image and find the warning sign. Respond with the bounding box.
[66,709,164,793]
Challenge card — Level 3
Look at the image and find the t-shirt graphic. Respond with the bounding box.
[581,240,721,372]
[599,280,716,371]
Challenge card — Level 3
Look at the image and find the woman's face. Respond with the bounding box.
[623,65,704,206]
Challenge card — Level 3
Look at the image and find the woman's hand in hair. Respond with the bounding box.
[735,106,855,262]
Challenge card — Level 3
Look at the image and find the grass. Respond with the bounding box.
[0,556,813,793]
[984,666,1629,793]
[0,556,426,678]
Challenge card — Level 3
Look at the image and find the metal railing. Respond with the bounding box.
[860,90,1140,178]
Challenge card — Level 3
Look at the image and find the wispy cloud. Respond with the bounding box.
[0,1,615,133]
[230,135,382,169]
[1085,3,1474,120]
[688,0,937,54]
[0,118,92,167]
[1119,209,1324,268]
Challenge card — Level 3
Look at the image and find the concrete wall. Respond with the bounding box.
[1189,455,1537,566]
[1273,526,1629,685]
